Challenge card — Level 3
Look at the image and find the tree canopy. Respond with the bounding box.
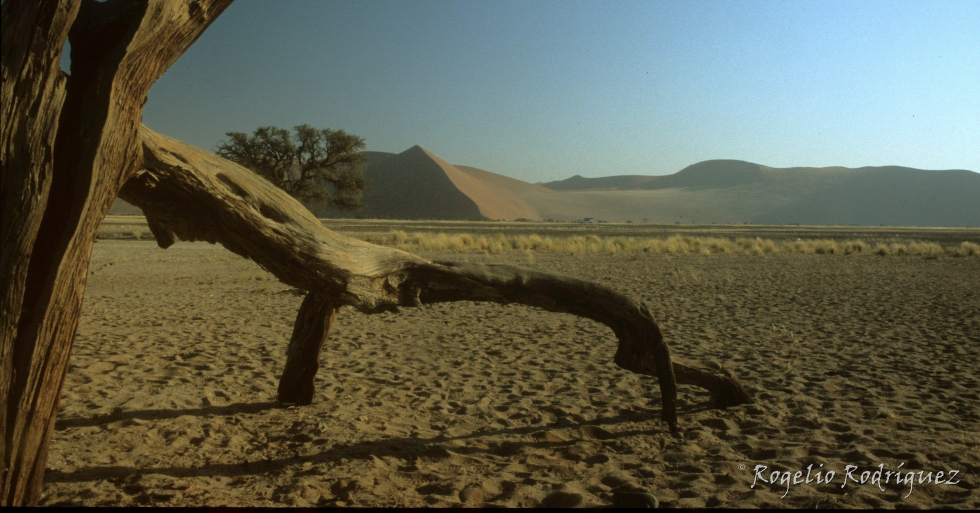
[216,125,369,213]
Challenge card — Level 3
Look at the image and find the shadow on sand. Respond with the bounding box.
[46,403,670,485]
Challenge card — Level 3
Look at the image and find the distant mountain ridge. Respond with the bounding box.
[109,146,980,227]
[536,160,979,226]
[541,174,659,191]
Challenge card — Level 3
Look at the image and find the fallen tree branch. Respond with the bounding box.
[120,126,751,432]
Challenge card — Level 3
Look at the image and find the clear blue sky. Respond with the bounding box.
[135,0,979,182]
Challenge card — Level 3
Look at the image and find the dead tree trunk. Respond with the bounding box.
[1,0,232,506]
[278,292,340,404]
[121,126,751,432]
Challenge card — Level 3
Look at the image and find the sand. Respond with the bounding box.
[352,147,539,222]
[39,240,979,507]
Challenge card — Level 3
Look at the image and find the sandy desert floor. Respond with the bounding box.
[39,239,979,508]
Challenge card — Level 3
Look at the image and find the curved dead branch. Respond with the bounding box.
[120,126,752,432]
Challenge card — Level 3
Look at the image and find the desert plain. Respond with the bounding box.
[38,219,979,508]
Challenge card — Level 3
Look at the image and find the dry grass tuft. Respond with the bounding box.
[361,231,980,258]
[95,224,150,241]
[95,217,979,259]
[953,241,980,257]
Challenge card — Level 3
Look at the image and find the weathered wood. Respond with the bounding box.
[278,292,340,405]
[122,126,752,433]
[672,359,751,409]
[1,0,232,505]
[1,1,79,504]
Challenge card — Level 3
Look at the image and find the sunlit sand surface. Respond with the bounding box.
[41,232,979,507]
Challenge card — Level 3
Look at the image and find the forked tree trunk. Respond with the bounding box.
[1,0,232,505]
[122,126,751,432]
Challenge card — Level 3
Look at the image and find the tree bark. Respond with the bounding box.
[122,126,752,433]
[1,2,79,502]
[1,0,232,505]
[278,292,340,405]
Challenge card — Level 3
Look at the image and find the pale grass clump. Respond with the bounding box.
[512,235,532,251]
[639,239,669,253]
[602,239,621,255]
[487,242,507,254]
[789,239,813,254]
[758,238,778,255]
[738,237,777,256]
[582,234,604,254]
[875,406,896,420]
[563,236,583,256]
[94,224,148,240]
[487,233,509,254]
[706,237,734,254]
[908,242,945,259]
[735,237,755,251]
[380,231,479,252]
[842,240,870,254]
[390,230,409,244]
[811,239,840,255]
[534,235,556,251]
[366,231,979,259]
[889,243,910,256]
[953,241,980,257]
[513,234,555,251]
[609,237,631,253]
[665,235,693,254]
[446,234,468,252]
[425,233,450,251]
[565,234,615,255]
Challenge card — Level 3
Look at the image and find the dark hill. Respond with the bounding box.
[754,166,980,226]
[643,160,769,190]
[540,174,659,191]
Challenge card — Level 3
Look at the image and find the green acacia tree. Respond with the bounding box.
[216,124,369,212]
